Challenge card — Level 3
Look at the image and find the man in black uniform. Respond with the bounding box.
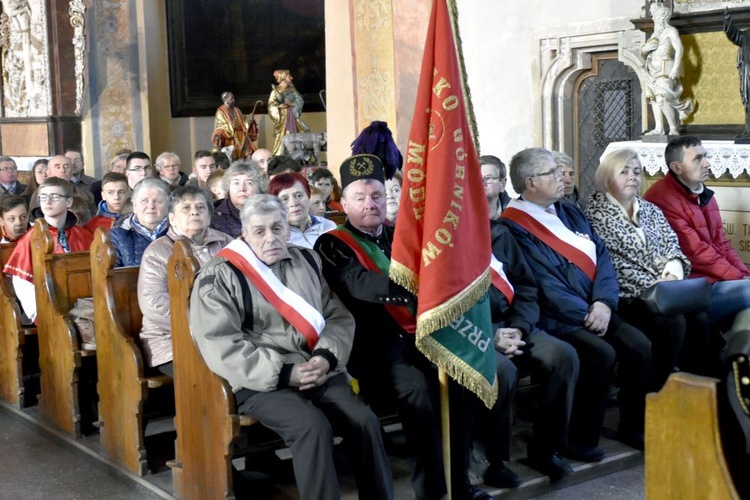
[315,154,449,499]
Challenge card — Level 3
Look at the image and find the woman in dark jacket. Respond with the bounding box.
[109,177,170,267]
[210,159,267,238]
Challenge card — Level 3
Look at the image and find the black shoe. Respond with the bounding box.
[483,462,522,489]
[454,485,492,500]
[617,431,645,451]
[527,452,573,483]
[560,443,606,463]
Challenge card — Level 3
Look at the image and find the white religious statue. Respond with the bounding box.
[641,1,695,136]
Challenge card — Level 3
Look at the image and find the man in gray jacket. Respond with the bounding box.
[190,194,392,499]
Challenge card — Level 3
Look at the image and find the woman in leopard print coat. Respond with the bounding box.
[586,149,721,382]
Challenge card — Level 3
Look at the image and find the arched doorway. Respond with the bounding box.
[574,54,642,203]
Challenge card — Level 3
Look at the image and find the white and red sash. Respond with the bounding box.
[218,239,325,352]
[502,199,597,281]
[489,255,514,305]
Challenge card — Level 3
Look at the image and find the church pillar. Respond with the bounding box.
[325,0,430,171]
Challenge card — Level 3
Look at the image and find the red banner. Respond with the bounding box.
[389,0,495,406]
[390,0,491,334]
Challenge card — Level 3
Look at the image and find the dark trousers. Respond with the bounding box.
[238,374,393,500]
[476,330,579,461]
[475,353,519,463]
[513,329,579,455]
[618,298,685,391]
[563,314,650,446]
[155,361,174,378]
[358,341,447,500]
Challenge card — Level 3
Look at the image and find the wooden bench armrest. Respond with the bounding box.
[646,372,740,499]
[239,415,257,427]
[144,374,173,389]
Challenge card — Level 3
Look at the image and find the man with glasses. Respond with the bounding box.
[154,151,188,187]
[29,155,95,214]
[125,151,153,189]
[65,149,96,187]
[500,147,652,454]
[3,177,93,323]
[480,155,510,218]
[189,150,218,191]
[0,156,25,197]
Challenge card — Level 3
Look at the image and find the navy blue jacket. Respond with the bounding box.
[489,220,540,337]
[109,213,169,267]
[500,200,619,336]
[210,198,242,239]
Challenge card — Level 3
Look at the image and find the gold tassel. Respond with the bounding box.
[415,270,490,337]
[389,259,420,296]
[417,334,499,409]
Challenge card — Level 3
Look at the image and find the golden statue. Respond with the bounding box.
[211,91,258,160]
[268,69,309,155]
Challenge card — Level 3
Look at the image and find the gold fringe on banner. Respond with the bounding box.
[389,259,420,296]
[415,270,490,337]
[417,333,499,409]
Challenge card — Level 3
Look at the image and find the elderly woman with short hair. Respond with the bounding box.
[154,151,188,187]
[138,185,232,376]
[210,159,268,238]
[268,172,336,249]
[109,177,171,267]
[553,152,584,210]
[585,149,720,381]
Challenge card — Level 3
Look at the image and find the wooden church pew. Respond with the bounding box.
[90,228,172,476]
[30,220,95,437]
[646,372,740,499]
[0,242,38,407]
[168,240,256,499]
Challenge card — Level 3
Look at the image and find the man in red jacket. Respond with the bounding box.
[644,136,750,324]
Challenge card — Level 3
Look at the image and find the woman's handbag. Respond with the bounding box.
[639,277,711,315]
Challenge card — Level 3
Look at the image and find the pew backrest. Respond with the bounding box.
[30,220,93,436]
[91,227,159,476]
[0,242,29,407]
[646,372,740,499]
[169,239,251,499]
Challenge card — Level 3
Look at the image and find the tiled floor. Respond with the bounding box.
[0,401,644,499]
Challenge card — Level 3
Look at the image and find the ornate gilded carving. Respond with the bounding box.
[352,0,396,129]
[0,0,50,117]
[69,0,86,116]
[674,0,747,14]
[681,32,744,125]
[90,0,138,157]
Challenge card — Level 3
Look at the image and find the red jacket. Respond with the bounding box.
[643,171,750,283]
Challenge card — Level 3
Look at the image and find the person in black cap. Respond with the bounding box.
[315,154,504,499]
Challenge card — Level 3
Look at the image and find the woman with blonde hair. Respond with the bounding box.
[586,149,721,382]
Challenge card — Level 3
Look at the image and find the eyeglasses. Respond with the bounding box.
[127,165,151,173]
[159,164,180,171]
[529,166,564,179]
[0,166,18,172]
[37,193,70,203]
[482,176,505,184]
[70,158,83,164]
